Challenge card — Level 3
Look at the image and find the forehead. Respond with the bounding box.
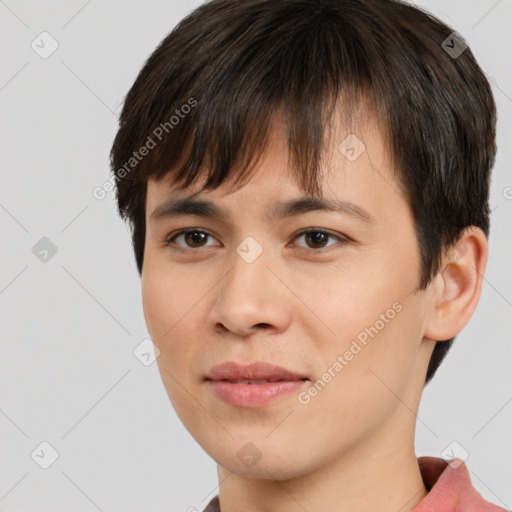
[145,106,404,222]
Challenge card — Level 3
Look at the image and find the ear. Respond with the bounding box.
[424,226,488,341]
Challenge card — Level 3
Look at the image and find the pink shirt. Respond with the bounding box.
[202,457,509,512]
[412,457,508,512]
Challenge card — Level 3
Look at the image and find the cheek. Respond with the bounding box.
[313,261,424,392]
[141,268,191,378]
[141,255,191,338]
[141,273,168,341]
[141,263,210,368]
[334,296,426,420]
[142,270,200,414]
[297,299,425,448]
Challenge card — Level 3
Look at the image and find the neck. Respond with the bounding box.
[216,415,428,512]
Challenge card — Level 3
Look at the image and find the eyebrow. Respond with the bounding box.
[150,194,375,225]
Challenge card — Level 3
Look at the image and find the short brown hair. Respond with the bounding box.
[110,0,497,384]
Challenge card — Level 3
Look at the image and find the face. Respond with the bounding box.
[142,111,437,480]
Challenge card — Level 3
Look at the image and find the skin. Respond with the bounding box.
[141,108,488,512]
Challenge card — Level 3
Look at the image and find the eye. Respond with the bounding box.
[162,227,348,253]
[163,229,219,251]
[292,228,348,252]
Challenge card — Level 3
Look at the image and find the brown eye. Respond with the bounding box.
[304,231,329,249]
[182,230,209,248]
[293,228,348,252]
[164,229,218,250]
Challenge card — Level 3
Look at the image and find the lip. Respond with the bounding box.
[205,361,309,408]
[206,361,308,381]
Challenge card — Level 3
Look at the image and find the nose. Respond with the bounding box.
[207,241,292,338]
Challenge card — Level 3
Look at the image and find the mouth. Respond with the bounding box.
[212,378,308,384]
[205,361,310,407]
[205,360,309,382]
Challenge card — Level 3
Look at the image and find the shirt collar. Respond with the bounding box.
[412,456,507,512]
[202,457,507,512]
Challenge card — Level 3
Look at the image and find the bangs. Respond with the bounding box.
[113,1,384,201]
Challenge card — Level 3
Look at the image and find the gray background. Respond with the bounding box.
[0,0,511,511]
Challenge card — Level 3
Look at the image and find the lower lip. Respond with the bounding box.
[208,379,308,407]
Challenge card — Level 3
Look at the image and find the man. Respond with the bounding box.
[110,0,506,510]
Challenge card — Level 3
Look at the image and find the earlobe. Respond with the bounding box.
[424,227,488,342]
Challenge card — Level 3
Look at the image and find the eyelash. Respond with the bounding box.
[162,228,349,254]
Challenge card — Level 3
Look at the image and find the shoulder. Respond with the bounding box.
[201,495,220,512]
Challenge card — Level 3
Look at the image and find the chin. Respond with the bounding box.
[202,436,316,481]
[221,456,309,481]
